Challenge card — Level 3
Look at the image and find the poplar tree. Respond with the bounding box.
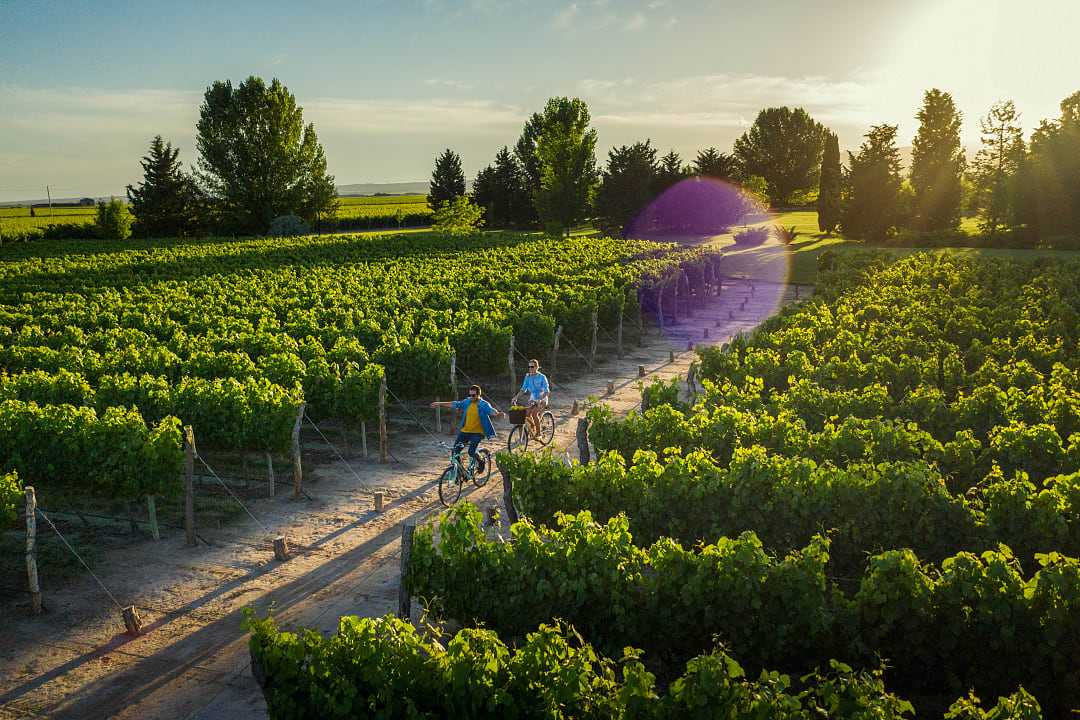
[911,89,965,231]
[817,132,842,233]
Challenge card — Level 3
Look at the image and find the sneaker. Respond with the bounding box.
[476,456,487,474]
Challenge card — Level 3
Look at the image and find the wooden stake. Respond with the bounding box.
[273,536,290,561]
[616,303,624,358]
[589,310,598,367]
[449,354,458,435]
[687,340,694,351]
[606,381,615,395]
[25,486,41,614]
[374,491,384,513]
[552,326,562,378]
[500,466,519,523]
[508,334,516,396]
[681,270,692,317]
[638,364,646,377]
[378,377,388,464]
[669,350,675,363]
[266,452,275,498]
[122,605,142,635]
[361,421,369,457]
[146,495,159,541]
[184,426,196,547]
[292,403,306,498]
[398,523,416,620]
[571,399,579,415]
[656,289,664,330]
[434,403,441,433]
[575,417,590,465]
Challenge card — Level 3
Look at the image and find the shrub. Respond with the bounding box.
[268,214,310,237]
[432,195,485,235]
[1,470,21,529]
[95,198,131,240]
[733,226,769,246]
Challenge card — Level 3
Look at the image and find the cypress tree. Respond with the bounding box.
[594,140,659,236]
[842,124,902,242]
[692,147,739,180]
[428,149,466,209]
[817,132,842,233]
[911,89,965,231]
[127,135,205,237]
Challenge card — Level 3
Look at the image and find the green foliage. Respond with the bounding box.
[692,146,739,181]
[0,400,183,499]
[532,97,600,236]
[842,124,903,242]
[247,610,920,720]
[733,106,827,206]
[911,89,965,232]
[733,227,769,246]
[431,195,485,235]
[408,503,1078,713]
[653,149,688,195]
[817,132,842,233]
[1015,91,1080,243]
[126,135,206,238]
[1,470,21,529]
[970,100,1025,241]
[195,75,336,233]
[94,198,131,240]
[472,146,531,229]
[428,148,467,210]
[268,214,310,237]
[595,140,659,237]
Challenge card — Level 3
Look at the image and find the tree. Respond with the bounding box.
[432,195,485,235]
[532,97,599,236]
[969,100,1025,240]
[692,147,739,180]
[842,124,902,242]
[817,132,842,233]
[513,114,544,226]
[594,140,659,236]
[127,135,205,237]
[95,198,131,240]
[472,147,531,228]
[1015,91,1080,242]
[654,150,688,194]
[428,148,466,209]
[195,76,336,235]
[910,89,965,231]
[733,107,826,207]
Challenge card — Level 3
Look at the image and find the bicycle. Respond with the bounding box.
[506,403,555,454]
[437,441,492,507]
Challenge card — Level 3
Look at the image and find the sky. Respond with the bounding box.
[1,0,1079,202]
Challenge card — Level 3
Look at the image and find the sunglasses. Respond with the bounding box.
[468,393,478,398]
[529,365,538,369]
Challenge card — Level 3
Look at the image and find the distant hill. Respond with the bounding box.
[336,181,429,196]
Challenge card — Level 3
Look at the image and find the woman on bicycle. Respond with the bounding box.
[512,359,550,437]
[431,385,503,471]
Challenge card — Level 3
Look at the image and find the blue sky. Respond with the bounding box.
[1,0,1078,201]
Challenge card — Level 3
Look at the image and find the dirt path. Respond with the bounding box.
[0,249,804,720]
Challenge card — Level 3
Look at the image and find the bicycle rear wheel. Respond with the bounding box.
[438,464,463,507]
[507,425,529,454]
[473,448,492,487]
[538,412,556,446]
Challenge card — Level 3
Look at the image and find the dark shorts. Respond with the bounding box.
[453,432,484,458]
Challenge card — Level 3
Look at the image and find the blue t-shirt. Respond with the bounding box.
[520,372,550,401]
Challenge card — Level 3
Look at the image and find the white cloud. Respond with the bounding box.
[624,12,646,31]
[304,97,525,134]
[553,3,579,29]
[424,78,474,90]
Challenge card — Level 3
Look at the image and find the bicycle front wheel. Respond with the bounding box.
[473,448,492,487]
[438,464,463,507]
[507,425,529,454]
[538,412,556,446]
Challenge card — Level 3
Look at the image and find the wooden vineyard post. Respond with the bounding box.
[25,486,41,614]
[508,334,516,397]
[671,277,679,321]
[576,417,590,465]
[681,270,692,316]
[398,523,416,620]
[589,310,598,368]
[292,403,306,498]
[146,495,160,541]
[184,425,196,547]
[656,289,664,331]
[616,302,624,358]
[637,289,644,347]
[266,452,275,498]
[374,491,384,513]
[122,605,142,635]
[378,377,388,464]
[449,354,458,435]
[434,402,441,433]
[499,466,519,523]
[361,421,369,457]
[551,326,563,378]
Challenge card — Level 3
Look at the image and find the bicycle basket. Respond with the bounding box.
[508,407,527,425]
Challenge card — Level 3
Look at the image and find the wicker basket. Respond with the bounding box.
[508,406,527,425]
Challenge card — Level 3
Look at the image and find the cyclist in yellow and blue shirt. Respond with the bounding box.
[431,384,503,472]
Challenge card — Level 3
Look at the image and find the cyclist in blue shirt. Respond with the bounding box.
[431,384,503,472]
[511,359,550,438]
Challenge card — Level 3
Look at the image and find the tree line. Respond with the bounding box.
[125,75,1080,246]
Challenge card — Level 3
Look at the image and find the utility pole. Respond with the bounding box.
[46,185,52,215]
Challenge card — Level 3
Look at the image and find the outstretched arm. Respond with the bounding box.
[430,400,455,408]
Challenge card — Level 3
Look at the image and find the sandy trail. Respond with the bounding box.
[0,247,803,720]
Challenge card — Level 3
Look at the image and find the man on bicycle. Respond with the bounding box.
[431,385,503,472]
[512,359,550,437]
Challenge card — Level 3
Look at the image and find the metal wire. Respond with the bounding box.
[195,454,274,536]
[36,508,124,611]
[303,412,367,486]
[383,383,451,446]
